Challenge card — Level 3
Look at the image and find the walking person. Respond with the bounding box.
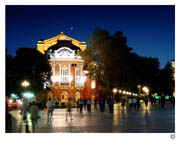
[79,99,84,113]
[94,98,97,110]
[108,97,114,114]
[121,96,126,110]
[66,99,73,121]
[128,97,132,109]
[21,98,30,132]
[153,97,156,106]
[46,98,54,123]
[29,101,40,133]
[144,96,148,109]
[161,95,165,108]
[150,96,154,107]
[99,97,105,112]
[76,99,80,111]
[133,97,137,110]
[87,98,92,112]
[137,97,141,110]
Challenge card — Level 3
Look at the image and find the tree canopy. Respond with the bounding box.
[80,27,174,97]
[6,48,51,97]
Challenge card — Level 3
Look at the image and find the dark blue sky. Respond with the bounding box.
[6,5,175,68]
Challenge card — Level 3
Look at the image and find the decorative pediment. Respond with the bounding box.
[50,47,75,59]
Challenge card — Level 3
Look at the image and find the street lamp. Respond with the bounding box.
[137,85,141,95]
[72,63,77,103]
[113,88,118,101]
[22,80,30,88]
[21,80,30,133]
[142,86,149,95]
[113,88,118,94]
[122,91,126,94]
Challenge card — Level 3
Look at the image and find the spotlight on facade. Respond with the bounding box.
[83,70,89,74]
[69,76,73,82]
[81,76,87,84]
[91,80,96,89]
[77,56,82,59]
[51,76,61,82]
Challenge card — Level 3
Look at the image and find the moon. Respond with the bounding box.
[70,27,74,30]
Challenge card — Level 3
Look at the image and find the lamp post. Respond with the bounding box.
[137,85,141,95]
[113,88,118,101]
[91,80,96,101]
[72,63,77,104]
[21,80,30,133]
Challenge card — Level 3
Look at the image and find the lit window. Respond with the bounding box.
[61,68,69,83]
[75,68,81,85]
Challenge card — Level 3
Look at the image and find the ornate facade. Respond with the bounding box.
[37,32,98,103]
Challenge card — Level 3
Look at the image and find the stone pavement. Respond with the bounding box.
[10,103,175,133]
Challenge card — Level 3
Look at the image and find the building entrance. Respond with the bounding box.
[61,91,68,103]
[75,91,80,101]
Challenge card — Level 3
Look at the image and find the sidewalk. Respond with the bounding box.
[10,103,175,133]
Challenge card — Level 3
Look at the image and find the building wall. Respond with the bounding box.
[37,33,98,103]
[47,59,97,102]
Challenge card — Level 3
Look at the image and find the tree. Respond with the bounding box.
[157,61,174,95]
[80,27,161,96]
[6,49,15,95]
[128,53,160,93]
[6,48,51,96]
[80,27,133,96]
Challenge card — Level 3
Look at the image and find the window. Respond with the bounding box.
[61,68,69,83]
[75,68,81,85]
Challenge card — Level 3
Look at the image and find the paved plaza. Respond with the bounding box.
[10,103,175,133]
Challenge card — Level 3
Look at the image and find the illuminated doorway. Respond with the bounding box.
[75,91,80,101]
[61,91,68,103]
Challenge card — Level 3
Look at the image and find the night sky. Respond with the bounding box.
[6,5,175,68]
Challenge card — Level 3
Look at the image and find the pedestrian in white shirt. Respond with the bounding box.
[29,101,40,133]
[46,98,53,123]
[133,97,137,110]
[128,97,132,109]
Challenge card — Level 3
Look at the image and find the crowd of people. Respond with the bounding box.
[6,95,175,133]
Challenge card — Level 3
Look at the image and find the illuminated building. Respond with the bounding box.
[37,32,98,103]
